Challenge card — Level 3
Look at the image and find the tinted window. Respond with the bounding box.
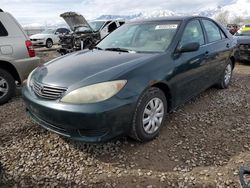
[56,28,69,34]
[0,21,8,36]
[180,20,205,46]
[119,22,125,26]
[108,22,117,33]
[202,20,222,43]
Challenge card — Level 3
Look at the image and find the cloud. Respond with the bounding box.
[1,0,233,26]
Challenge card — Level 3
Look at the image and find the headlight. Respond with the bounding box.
[27,68,36,87]
[61,80,127,104]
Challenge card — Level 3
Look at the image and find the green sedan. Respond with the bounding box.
[22,16,236,142]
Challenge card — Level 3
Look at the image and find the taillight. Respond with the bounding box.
[25,40,35,57]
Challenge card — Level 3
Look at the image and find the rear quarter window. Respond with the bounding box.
[0,21,8,36]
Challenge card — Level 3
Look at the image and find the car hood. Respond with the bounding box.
[30,33,52,39]
[33,50,158,90]
[60,12,93,32]
[235,36,250,44]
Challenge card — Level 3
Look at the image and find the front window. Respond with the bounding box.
[41,29,56,34]
[180,20,205,46]
[89,21,106,32]
[97,21,180,53]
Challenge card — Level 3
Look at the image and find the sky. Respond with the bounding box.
[1,0,234,27]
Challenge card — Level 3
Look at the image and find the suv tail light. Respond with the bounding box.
[25,40,35,57]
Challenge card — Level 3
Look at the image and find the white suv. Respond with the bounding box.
[0,9,40,104]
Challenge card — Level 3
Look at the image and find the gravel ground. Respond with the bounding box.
[1,49,250,187]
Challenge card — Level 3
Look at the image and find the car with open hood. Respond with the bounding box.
[58,12,125,55]
[22,16,236,143]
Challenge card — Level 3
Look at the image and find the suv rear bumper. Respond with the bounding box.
[12,56,40,84]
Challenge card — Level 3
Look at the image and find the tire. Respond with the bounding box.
[0,69,15,105]
[130,87,167,142]
[216,60,233,89]
[46,39,53,48]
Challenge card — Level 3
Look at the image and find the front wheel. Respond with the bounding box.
[46,39,53,48]
[216,60,233,89]
[130,87,167,142]
[0,69,15,105]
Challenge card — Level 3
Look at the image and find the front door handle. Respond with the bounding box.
[226,43,230,48]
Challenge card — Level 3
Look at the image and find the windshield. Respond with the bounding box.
[89,21,106,32]
[97,21,179,53]
[41,29,55,34]
[235,29,250,36]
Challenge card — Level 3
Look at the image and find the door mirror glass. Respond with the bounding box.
[177,42,200,53]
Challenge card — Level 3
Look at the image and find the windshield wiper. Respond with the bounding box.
[104,47,136,53]
[92,46,103,50]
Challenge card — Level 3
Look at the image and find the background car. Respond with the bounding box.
[0,9,39,104]
[23,16,236,143]
[234,26,250,62]
[30,28,70,48]
[58,12,125,54]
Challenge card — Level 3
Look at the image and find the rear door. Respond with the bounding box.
[172,19,209,106]
[201,19,231,84]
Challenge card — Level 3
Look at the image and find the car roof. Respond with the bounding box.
[130,16,211,23]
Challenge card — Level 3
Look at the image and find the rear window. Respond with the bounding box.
[0,21,8,36]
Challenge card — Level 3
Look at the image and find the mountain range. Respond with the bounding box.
[23,0,250,29]
[97,0,250,23]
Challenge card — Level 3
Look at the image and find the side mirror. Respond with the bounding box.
[177,42,200,53]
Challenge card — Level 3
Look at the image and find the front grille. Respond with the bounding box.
[30,39,37,41]
[33,81,67,100]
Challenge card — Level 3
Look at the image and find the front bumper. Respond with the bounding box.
[30,39,46,46]
[22,86,138,142]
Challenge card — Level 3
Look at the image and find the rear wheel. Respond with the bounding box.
[217,60,233,89]
[46,39,53,48]
[0,69,15,105]
[130,87,167,142]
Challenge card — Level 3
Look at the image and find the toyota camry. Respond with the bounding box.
[22,16,236,142]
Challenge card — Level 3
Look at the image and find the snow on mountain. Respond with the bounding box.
[96,0,250,22]
[23,0,250,28]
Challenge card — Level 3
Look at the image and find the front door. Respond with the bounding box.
[172,19,209,107]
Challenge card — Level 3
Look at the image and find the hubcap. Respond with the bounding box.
[142,98,164,134]
[0,76,8,99]
[224,64,232,85]
[47,41,52,47]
